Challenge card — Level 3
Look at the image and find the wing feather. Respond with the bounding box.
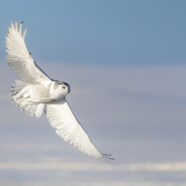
[46,100,113,159]
[6,21,50,84]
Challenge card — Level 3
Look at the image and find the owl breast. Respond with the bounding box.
[30,84,51,102]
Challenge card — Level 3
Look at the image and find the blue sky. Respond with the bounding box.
[0,0,186,65]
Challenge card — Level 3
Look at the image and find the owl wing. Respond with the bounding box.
[6,21,51,84]
[46,99,113,160]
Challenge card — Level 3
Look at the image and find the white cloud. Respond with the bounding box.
[0,160,186,171]
[1,181,186,186]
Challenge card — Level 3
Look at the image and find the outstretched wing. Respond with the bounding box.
[6,21,51,84]
[46,100,113,159]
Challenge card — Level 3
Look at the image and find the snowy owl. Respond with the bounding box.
[6,21,113,160]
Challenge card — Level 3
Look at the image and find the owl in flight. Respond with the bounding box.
[6,21,113,160]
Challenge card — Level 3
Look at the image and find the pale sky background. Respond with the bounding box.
[0,0,186,186]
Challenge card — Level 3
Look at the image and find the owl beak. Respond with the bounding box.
[63,82,70,94]
[68,86,70,94]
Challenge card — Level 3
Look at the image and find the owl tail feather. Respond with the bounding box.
[11,80,44,118]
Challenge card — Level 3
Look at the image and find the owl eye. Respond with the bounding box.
[62,86,66,89]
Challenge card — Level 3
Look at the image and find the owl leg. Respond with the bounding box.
[18,97,33,107]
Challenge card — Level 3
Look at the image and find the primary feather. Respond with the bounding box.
[6,21,50,84]
[46,100,111,159]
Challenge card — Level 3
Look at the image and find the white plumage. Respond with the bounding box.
[6,21,113,160]
[6,22,50,84]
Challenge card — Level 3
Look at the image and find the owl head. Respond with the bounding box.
[50,81,70,99]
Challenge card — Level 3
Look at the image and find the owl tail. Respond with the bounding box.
[11,80,44,118]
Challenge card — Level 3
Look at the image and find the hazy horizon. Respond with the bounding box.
[1,62,186,185]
